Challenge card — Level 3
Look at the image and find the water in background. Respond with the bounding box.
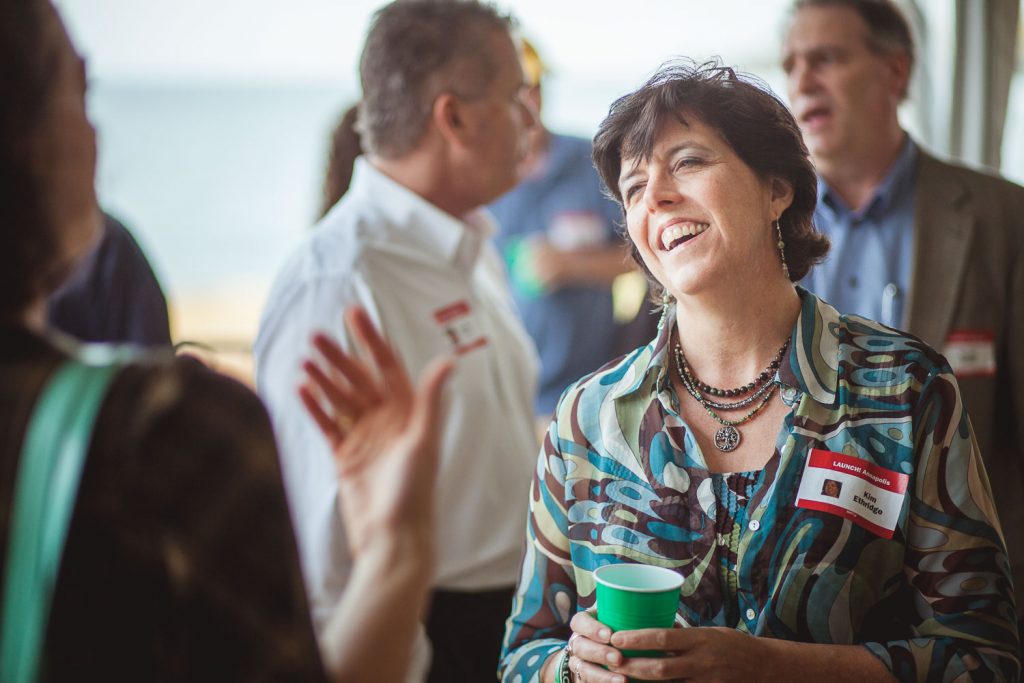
[89,82,356,354]
[83,76,625,367]
[86,72,1024,365]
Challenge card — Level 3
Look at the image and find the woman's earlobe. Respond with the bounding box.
[771,177,795,212]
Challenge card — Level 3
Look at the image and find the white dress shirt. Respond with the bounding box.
[255,158,540,661]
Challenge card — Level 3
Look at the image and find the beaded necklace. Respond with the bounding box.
[672,338,790,452]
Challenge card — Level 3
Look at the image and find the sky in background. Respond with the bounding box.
[54,0,796,134]
[47,0,1024,348]
[55,0,794,82]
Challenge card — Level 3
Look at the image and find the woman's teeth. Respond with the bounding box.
[661,222,709,250]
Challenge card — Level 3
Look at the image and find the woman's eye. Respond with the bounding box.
[674,157,702,171]
[624,184,644,203]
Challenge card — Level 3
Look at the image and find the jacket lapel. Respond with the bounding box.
[905,152,975,347]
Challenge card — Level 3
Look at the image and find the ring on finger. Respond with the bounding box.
[574,657,585,682]
[567,633,579,658]
[336,413,354,432]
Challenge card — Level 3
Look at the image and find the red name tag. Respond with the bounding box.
[795,449,909,539]
[943,329,996,378]
[433,300,488,355]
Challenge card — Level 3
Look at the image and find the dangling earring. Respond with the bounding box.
[656,292,673,331]
[774,220,790,280]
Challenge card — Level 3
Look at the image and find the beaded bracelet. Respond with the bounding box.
[557,644,572,683]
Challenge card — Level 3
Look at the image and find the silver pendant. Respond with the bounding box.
[714,425,741,452]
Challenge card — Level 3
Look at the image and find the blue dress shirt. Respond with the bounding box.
[803,138,917,328]
[489,133,622,416]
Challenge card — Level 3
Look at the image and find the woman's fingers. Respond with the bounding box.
[604,628,696,681]
[568,612,625,669]
[608,627,688,654]
[298,383,343,448]
[344,307,413,396]
[303,358,367,419]
[405,356,454,457]
[568,655,626,683]
[570,611,612,643]
[571,635,624,669]
[311,332,380,406]
[608,654,689,681]
[300,307,452,476]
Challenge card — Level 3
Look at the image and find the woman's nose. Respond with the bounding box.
[643,171,680,212]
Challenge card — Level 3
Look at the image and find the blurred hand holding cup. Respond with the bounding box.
[504,237,545,298]
[593,563,683,657]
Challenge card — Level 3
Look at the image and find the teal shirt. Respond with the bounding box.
[500,288,1019,682]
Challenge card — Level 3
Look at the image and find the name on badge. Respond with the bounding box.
[433,300,488,355]
[942,329,996,378]
[795,449,909,539]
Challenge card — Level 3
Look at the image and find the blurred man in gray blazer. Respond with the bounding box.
[783,0,1024,628]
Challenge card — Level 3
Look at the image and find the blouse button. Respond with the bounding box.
[745,608,756,621]
[748,519,760,532]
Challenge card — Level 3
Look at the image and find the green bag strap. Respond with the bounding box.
[1,346,136,683]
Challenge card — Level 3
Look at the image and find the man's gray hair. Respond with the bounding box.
[357,0,514,159]
[791,0,915,74]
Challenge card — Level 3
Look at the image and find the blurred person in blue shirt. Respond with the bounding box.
[47,212,171,347]
[489,39,634,420]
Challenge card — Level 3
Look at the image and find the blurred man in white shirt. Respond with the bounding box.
[255,2,540,681]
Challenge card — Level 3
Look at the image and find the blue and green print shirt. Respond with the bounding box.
[499,288,1019,682]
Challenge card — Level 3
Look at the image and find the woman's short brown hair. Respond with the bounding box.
[592,58,828,286]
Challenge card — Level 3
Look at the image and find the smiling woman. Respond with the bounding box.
[498,59,1020,683]
[594,62,826,298]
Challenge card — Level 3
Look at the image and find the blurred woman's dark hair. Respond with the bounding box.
[319,103,362,218]
[592,58,829,285]
[0,0,63,319]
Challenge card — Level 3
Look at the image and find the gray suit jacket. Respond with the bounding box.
[905,150,1024,617]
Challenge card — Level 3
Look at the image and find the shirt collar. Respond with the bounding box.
[606,306,674,401]
[818,136,918,220]
[609,286,841,407]
[349,156,494,272]
[778,287,841,406]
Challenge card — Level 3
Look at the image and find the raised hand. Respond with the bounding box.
[299,307,453,559]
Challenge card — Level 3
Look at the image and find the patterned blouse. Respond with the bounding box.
[499,288,1019,682]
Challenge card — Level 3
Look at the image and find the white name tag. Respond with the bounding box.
[548,211,606,250]
[433,300,488,356]
[795,449,909,539]
[943,329,996,378]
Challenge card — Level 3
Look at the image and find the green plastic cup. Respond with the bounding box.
[594,563,682,659]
